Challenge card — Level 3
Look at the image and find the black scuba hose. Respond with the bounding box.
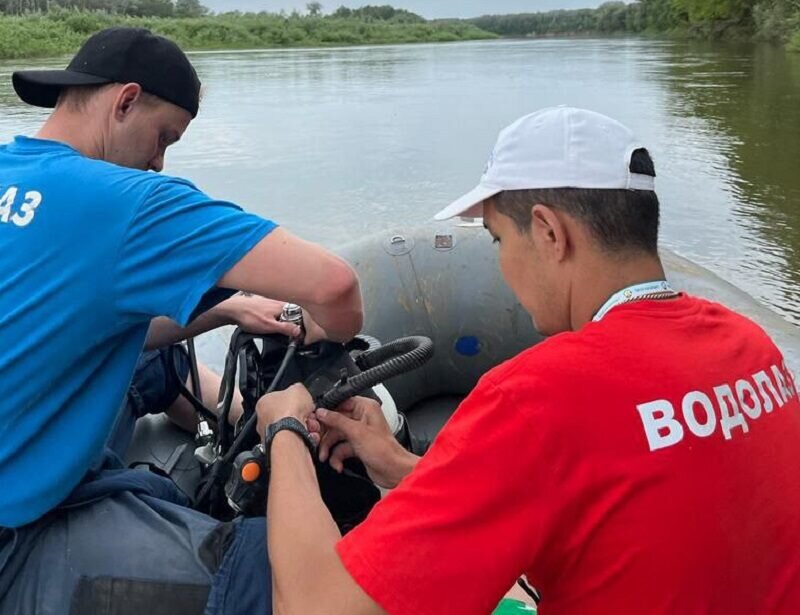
[187,338,202,404]
[194,339,297,510]
[195,334,432,511]
[223,340,297,463]
[217,342,246,451]
[319,336,434,409]
[168,344,218,425]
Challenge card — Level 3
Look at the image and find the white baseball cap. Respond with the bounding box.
[434,107,655,221]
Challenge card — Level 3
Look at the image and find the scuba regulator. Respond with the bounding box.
[185,304,434,532]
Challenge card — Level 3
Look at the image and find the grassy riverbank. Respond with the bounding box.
[0,10,495,60]
[3,2,797,62]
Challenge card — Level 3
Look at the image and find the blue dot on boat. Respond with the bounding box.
[455,336,481,357]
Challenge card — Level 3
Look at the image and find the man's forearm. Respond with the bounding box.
[144,309,230,350]
[217,229,365,344]
[267,433,353,614]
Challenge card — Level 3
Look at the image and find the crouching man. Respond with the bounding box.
[256,108,800,614]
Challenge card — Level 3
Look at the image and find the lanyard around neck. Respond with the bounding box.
[592,281,677,323]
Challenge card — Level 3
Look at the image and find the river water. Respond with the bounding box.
[1,38,798,324]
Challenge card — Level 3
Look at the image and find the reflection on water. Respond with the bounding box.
[0,39,797,324]
[644,41,800,325]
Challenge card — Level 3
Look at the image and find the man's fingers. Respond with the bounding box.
[316,407,360,437]
[268,321,302,338]
[319,427,346,462]
[329,442,356,473]
[337,398,357,412]
[335,397,380,422]
[237,313,299,337]
[306,417,321,434]
[317,408,365,461]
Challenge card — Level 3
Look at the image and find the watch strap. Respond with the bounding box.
[263,417,316,465]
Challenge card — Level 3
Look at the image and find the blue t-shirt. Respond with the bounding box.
[0,137,276,528]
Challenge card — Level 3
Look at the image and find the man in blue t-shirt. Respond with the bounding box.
[0,27,363,614]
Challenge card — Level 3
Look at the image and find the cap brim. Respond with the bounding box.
[12,70,112,108]
[434,183,503,221]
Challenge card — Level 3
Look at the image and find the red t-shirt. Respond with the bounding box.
[337,295,800,614]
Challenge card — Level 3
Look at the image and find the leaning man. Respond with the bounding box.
[0,28,362,614]
[256,108,800,613]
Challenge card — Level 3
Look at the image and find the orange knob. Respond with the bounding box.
[241,461,262,483]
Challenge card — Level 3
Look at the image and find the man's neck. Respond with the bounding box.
[36,112,103,160]
[570,253,668,331]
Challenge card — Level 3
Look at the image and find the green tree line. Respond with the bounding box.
[0,0,207,17]
[0,1,428,20]
[330,5,424,23]
[0,6,495,59]
[471,0,800,49]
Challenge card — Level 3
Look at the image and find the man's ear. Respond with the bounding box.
[530,203,570,262]
[112,83,144,122]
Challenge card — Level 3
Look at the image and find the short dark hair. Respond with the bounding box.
[56,84,110,111]
[492,148,660,255]
[57,84,166,112]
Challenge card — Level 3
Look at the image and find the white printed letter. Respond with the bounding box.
[782,361,797,400]
[772,365,792,405]
[637,400,684,451]
[753,370,780,412]
[735,379,762,420]
[714,384,749,440]
[681,391,717,438]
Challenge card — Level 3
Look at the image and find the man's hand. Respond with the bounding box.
[218,294,300,337]
[256,384,318,442]
[145,294,309,350]
[315,397,419,489]
[220,294,330,345]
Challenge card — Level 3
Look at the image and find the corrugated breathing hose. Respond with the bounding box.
[318,336,434,409]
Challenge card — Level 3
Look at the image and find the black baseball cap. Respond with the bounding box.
[12,27,201,118]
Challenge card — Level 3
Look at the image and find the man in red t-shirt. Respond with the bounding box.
[255,107,800,614]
